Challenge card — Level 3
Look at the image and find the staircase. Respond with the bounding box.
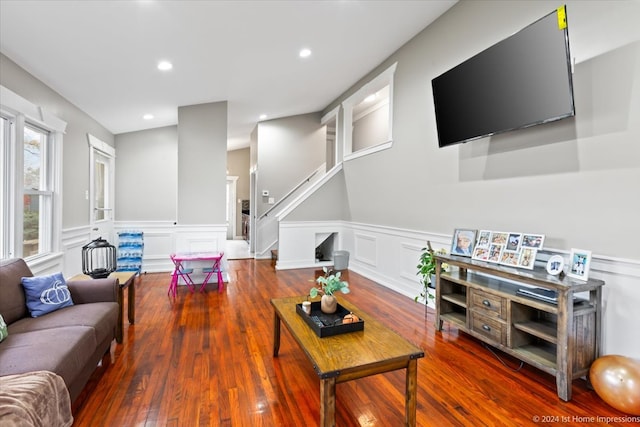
[254,162,343,260]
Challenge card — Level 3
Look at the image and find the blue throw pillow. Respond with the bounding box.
[21,272,74,317]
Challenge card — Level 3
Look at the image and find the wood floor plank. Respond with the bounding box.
[72,259,629,426]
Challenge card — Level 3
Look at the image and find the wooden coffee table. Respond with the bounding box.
[69,271,136,344]
[271,296,424,427]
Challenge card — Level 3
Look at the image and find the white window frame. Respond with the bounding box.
[0,85,66,260]
[342,62,397,161]
[321,105,340,169]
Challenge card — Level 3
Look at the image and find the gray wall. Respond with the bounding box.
[177,102,227,224]
[115,126,178,221]
[322,0,640,260]
[0,53,115,228]
[255,113,326,216]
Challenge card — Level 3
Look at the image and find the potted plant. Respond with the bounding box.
[415,241,448,303]
[310,266,350,313]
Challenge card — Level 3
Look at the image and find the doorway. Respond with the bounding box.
[88,134,115,243]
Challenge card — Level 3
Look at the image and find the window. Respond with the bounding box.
[23,124,53,257]
[342,62,397,161]
[1,85,66,260]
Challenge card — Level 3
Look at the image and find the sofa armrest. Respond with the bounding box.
[67,278,118,304]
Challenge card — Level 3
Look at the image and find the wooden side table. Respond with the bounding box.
[69,271,136,344]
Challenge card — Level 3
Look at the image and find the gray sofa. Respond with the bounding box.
[0,258,119,402]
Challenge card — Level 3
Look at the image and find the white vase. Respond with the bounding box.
[321,294,338,314]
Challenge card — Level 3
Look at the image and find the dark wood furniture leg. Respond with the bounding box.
[116,279,123,344]
[406,358,418,426]
[273,311,281,357]
[320,377,336,427]
[128,276,136,324]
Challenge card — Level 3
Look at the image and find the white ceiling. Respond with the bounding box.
[0,0,456,150]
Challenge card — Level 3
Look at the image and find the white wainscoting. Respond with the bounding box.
[60,222,228,285]
[277,220,640,357]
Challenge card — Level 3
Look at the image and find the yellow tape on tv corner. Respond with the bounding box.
[557,5,567,30]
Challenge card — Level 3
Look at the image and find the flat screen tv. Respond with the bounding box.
[432,6,575,148]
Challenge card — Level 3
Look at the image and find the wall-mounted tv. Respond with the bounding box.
[432,6,575,148]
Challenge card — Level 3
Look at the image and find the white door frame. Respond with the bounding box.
[226,176,238,239]
[88,134,115,243]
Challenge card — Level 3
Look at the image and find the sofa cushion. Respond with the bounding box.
[8,302,118,346]
[0,326,97,388]
[21,272,74,317]
[0,258,31,324]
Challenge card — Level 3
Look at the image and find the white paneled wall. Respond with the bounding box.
[61,222,227,284]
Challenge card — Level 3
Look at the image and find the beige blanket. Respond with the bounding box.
[0,371,73,427]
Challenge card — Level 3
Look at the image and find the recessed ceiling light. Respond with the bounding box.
[299,48,312,58]
[143,114,154,120]
[157,61,173,71]
[259,114,267,120]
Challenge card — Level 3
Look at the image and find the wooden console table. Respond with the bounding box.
[434,254,604,401]
[271,296,424,426]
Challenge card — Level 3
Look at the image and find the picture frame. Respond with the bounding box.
[450,229,477,257]
[476,230,492,249]
[490,232,509,246]
[499,250,519,267]
[487,244,503,263]
[506,233,522,252]
[522,234,545,249]
[546,254,564,276]
[518,248,537,270]
[567,249,592,281]
[472,247,489,261]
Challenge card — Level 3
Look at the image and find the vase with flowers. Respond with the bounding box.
[310,266,350,313]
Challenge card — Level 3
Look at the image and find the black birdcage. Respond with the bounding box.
[82,237,117,279]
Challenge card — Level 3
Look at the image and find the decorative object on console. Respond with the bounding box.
[82,237,117,279]
[567,248,592,281]
[451,229,477,257]
[472,229,545,271]
[590,355,640,415]
[310,266,350,314]
[546,255,565,276]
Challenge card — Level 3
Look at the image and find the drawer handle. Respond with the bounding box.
[482,299,491,307]
[482,324,491,332]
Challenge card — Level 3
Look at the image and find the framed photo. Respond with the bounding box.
[506,233,522,252]
[476,230,492,249]
[518,248,537,270]
[567,249,592,281]
[487,244,503,263]
[546,255,564,276]
[499,250,519,266]
[450,229,477,257]
[491,232,508,245]
[472,247,490,261]
[522,234,545,249]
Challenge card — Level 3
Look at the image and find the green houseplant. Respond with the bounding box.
[415,241,448,303]
[310,266,350,313]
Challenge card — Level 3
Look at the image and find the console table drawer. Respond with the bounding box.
[470,312,507,346]
[470,289,506,320]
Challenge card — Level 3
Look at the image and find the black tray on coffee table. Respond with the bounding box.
[296,301,364,338]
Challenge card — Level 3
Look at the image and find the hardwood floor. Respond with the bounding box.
[73,259,627,426]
